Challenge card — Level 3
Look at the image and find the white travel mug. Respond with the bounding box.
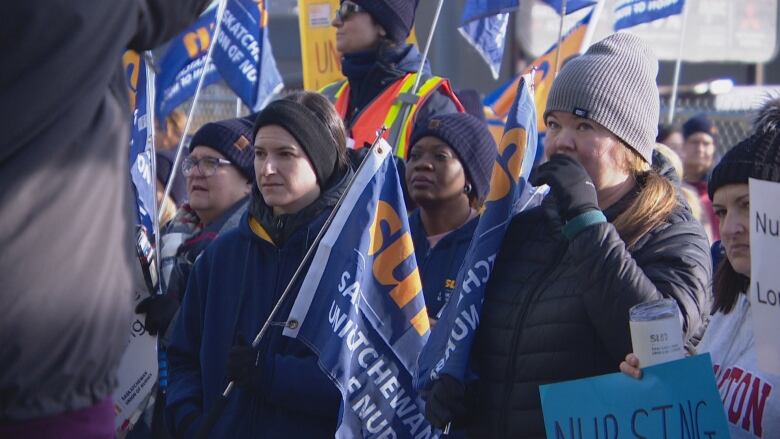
[629,298,685,367]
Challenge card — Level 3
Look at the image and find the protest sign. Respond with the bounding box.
[540,354,730,438]
[749,178,780,375]
[299,0,344,91]
[113,289,158,433]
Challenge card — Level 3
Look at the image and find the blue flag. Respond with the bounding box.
[416,77,538,388]
[459,0,518,79]
[283,141,438,439]
[156,9,220,119]
[125,52,157,237]
[542,0,597,14]
[614,0,685,30]
[212,0,283,111]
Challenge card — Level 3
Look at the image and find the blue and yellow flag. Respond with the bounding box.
[484,9,592,132]
[212,0,283,111]
[417,77,537,390]
[123,51,156,237]
[283,140,437,438]
[458,0,518,79]
[155,9,220,119]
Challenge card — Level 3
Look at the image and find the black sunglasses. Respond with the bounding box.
[336,1,364,21]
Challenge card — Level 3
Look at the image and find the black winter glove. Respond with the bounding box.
[424,374,467,430]
[225,339,264,391]
[530,154,599,222]
[135,294,179,336]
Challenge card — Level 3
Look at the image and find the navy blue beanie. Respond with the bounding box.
[682,114,716,140]
[189,118,255,180]
[353,0,418,43]
[409,113,497,202]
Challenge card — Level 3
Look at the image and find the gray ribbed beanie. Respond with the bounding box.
[545,32,659,163]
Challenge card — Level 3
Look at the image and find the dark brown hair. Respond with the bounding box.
[713,257,750,313]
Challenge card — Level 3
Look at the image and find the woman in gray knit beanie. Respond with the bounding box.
[424,33,713,438]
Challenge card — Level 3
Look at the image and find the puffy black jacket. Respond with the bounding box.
[468,178,712,438]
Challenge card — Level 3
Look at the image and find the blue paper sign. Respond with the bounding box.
[540,354,730,438]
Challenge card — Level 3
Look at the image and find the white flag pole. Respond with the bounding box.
[159,0,229,223]
[667,1,690,125]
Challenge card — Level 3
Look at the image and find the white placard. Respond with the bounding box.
[749,178,780,375]
[113,290,158,433]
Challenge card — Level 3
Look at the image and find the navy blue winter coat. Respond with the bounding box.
[165,172,351,438]
[409,210,479,318]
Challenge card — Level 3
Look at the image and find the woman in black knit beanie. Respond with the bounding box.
[622,97,780,438]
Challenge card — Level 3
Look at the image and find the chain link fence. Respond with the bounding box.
[661,86,780,154]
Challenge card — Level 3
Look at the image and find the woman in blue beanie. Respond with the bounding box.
[323,0,463,158]
[424,33,713,438]
[406,113,496,320]
[165,92,351,438]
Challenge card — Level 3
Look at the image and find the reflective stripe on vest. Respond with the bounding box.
[320,73,462,158]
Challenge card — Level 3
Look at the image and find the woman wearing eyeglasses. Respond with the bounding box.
[322,0,462,158]
[135,118,254,339]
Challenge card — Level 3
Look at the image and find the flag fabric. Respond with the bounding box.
[614,0,685,31]
[212,0,283,111]
[416,77,538,388]
[124,51,157,237]
[156,8,220,119]
[542,0,597,14]
[458,0,519,80]
[283,140,438,439]
[484,9,592,131]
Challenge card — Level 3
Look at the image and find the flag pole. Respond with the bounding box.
[411,0,445,94]
[581,0,606,48]
[195,128,389,439]
[159,0,228,223]
[552,0,568,78]
[389,0,445,157]
[667,1,690,125]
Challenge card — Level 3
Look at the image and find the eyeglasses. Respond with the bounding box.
[181,156,233,177]
[335,0,364,21]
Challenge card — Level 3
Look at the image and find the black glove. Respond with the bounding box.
[530,154,599,222]
[425,374,467,430]
[225,339,264,391]
[135,294,179,336]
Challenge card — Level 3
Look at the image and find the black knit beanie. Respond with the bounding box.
[708,97,780,200]
[353,0,417,43]
[253,99,338,187]
[189,118,255,180]
[409,113,497,201]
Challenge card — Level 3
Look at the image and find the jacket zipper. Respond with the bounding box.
[498,245,567,438]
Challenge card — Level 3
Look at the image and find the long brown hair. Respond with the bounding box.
[713,256,750,313]
[611,147,678,249]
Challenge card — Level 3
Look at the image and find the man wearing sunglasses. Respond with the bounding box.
[322,0,464,159]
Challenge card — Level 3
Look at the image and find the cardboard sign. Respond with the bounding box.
[749,178,780,375]
[540,354,730,438]
[113,290,158,433]
[298,0,344,91]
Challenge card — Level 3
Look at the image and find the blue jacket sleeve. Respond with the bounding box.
[264,347,341,418]
[165,255,208,436]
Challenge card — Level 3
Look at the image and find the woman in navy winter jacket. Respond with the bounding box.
[406,113,497,319]
[165,92,351,438]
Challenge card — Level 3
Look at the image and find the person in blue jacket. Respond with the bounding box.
[406,113,497,320]
[165,91,351,438]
